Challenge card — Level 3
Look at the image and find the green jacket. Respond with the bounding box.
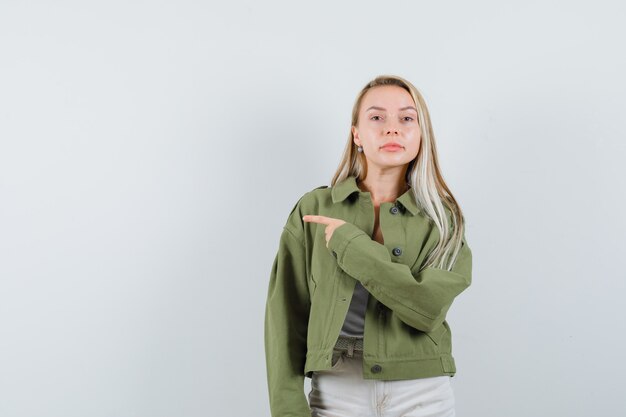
[264,175,472,416]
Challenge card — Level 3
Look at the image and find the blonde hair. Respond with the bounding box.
[330,74,466,271]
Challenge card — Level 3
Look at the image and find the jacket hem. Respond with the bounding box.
[304,348,456,380]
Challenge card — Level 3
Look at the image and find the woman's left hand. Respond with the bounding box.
[302,215,346,248]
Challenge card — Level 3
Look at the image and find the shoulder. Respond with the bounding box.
[282,184,330,234]
[294,184,331,210]
[301,184,330,204]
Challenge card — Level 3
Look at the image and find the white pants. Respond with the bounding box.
[308,349,455,417]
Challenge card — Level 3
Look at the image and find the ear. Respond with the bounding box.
[352,126,360,146]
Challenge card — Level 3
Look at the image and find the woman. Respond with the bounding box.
[264,75,472,417]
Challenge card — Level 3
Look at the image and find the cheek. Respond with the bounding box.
[409,129,422,152]
[408,126,421,142]
[359,129,377,143]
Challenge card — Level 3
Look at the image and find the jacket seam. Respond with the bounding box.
[283,225,305,247]
[281,225,311,304]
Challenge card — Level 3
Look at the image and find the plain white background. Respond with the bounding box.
[1,1,625,416]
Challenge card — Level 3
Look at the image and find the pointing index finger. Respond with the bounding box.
[302,215,329,224]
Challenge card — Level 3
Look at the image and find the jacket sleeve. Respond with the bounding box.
[264,225,311,417]
[327,221,472,333]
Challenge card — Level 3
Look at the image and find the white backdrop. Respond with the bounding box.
[1,1,625,416]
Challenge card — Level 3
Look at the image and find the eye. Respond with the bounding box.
[402,116,414,122]
[370,115,382,121]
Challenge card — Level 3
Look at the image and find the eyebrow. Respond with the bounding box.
[365,106,418,113]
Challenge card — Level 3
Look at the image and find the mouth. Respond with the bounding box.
[381,144,403,151]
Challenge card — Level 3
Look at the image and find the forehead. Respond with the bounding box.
[360,85,415,110]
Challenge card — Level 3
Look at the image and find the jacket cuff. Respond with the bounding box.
[327,222,367,261]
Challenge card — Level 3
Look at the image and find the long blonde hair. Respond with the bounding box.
[330,75,466,272]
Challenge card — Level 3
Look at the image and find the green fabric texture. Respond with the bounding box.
[264,175,472,417]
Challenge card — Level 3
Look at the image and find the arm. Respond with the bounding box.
[327,221,472,332]
[264,225,311,417]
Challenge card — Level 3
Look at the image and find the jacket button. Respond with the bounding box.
[332,250,337,258]
[371,364,382,373]
[392,247,402,256]
[390,205,399,215]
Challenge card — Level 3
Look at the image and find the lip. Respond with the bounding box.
[381,142,403,150]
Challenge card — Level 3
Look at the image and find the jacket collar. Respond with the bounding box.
[331,175,419,216]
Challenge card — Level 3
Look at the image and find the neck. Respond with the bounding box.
[357,174,410,205]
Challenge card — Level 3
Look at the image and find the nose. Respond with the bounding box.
[384,119,400,135]
[385,124,399,135]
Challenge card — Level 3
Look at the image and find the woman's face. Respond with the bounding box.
[352,85,421,173]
